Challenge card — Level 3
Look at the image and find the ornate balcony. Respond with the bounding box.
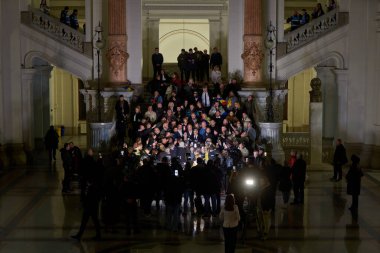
[21,8,85,53]
[283,8,348,53]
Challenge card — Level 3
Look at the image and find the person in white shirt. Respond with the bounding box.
[219,194,240,253]
[201,85,212,113]
[211,65,222,84]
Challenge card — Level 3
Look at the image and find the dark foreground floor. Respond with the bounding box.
[1,138,380,253]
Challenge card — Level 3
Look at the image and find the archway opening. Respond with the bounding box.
[159,19,210,63]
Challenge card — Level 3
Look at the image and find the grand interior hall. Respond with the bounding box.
[1,0,380,253]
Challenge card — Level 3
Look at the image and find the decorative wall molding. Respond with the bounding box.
[241,36,264,82]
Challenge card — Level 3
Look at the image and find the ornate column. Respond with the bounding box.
[241,0,264,84]
[309,78,323,166]
[106,0,129,85]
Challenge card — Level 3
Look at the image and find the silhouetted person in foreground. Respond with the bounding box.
[44,125,59,163]
[346,155,363,212]
[71,149,103,241]
[332,138,348,182]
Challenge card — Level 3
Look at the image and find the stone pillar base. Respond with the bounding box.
[0,143,28,167]
[258,122,285,164]
[308,163,332,171]
[88,122,114,151]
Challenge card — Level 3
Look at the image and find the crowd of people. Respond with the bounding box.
[287,0,337,31]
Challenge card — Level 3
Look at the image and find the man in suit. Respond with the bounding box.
[115,95,130,146]
[152,47,163,79]
[332,138,348,181]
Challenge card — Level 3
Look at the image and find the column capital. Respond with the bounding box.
[332,68,349,76]
[21,68,39,80]
[315,66,336,72]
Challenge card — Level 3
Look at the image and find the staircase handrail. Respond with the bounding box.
[22,8,85,53]
[284,8,343,53]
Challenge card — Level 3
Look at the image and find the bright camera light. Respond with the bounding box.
[245,178,255,186]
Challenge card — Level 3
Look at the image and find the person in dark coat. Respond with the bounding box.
[292,153,307,204]
[115,95,130,147]
[136,158,156,216]
[346,155,363,211]
[44,125,59,162]
[202,160,220,217]
[130,105,144,142]
[101,158,124,232]
[210,47,222,70]
[121,170,140,234]
[164,172,185,231]
[152,47,164,79]
[332,138,348,181]
[182,161,195,215]
[278,161,292,207]
[60,143,72,193]
[71,149,103,241]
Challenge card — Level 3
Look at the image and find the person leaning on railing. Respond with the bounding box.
[327,0,337,12]
[286,10,302,31]
[39,0,50,15]
[311,3,325,19]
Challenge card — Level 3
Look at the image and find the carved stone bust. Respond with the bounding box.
[310,77,322,102]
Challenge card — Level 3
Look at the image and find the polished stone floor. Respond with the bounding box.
[1,136,380,253]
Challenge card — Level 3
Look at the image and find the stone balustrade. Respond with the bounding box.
[22,9,85,53]
[284,8,344,53]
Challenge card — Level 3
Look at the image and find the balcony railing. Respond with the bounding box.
[22,8,85,53]
[284,8,347,52]
[281,132,334,164]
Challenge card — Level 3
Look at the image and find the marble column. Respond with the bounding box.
[147,19,159,80]
[106,0,129,84]
[85,0,92,42]
[375,8,380,126]
[21,68,38,150]
[333,69,349,141]
[241,0,264,84]
[1,0,27,165]
[316,66,337,138]
[127,0,142,84]
[277,0,285,42]
[309,78,323,165]
[228,0,244,76]
[33,66,53,145]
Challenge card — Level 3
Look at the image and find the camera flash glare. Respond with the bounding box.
[245,178,255,186]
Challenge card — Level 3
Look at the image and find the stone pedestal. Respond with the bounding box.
[310,103,323,165]
[88,122,114,150]
[81,88,133,150]
[258,122,285,163]
[238,88,288,123]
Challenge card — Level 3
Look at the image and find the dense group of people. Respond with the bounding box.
[287,0,337,31]
[149,46,223,86]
